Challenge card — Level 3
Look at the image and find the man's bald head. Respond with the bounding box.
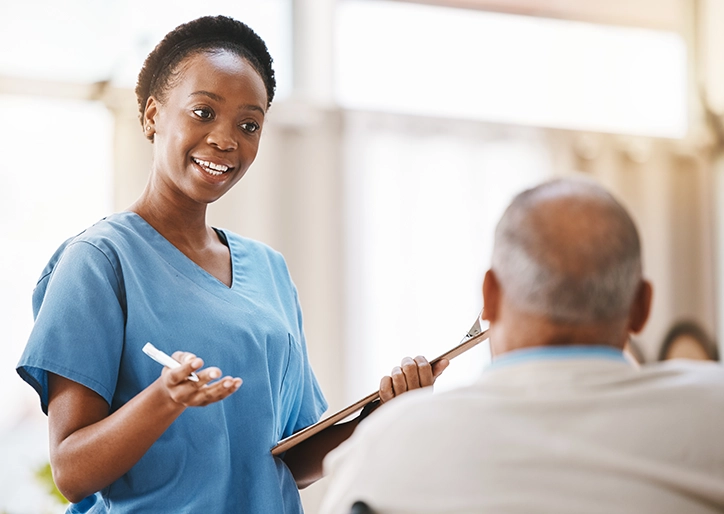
[491,178,642,324]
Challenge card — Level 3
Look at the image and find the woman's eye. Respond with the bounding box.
[192,108,213,120]
[240,122,260,133]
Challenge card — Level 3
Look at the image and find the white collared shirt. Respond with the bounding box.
[321,348,724,514]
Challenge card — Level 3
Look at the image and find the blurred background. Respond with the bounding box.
[2,0,724,512]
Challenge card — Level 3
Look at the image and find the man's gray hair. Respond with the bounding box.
[491,177,642,324]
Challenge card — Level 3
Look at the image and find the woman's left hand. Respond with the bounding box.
[379,355,449,403]
[284,355,448,487]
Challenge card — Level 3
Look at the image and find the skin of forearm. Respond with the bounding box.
[48,376,186,503]
[283,417,361,489]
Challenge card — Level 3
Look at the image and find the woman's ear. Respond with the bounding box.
[628,279,653,334]
[482,269,500,323]
[143,97,158,141]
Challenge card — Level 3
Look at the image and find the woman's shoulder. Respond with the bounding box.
[38,213,147,281]
[69,212,144,245]
[32,213,139,316]
[47,212,135,251]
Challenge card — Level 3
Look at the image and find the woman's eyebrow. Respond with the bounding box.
[189,90,265,113]
[189,90,224,102]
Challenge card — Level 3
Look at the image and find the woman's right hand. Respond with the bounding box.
[161,351,242,407]
[47,352,242,502]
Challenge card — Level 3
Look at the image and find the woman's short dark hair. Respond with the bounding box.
[658,320,719,361]
[135,15,276,127]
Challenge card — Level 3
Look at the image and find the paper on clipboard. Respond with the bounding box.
[271,317,489,456]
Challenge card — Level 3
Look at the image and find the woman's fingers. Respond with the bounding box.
[379,375,394,403]
[378,355,448,403]
[390,366,407,396]
[164,372,242,407]
[413,355,434,386]
[171,351,198,367]
[432,358,449,378]
[160,351,242,406]
[165,352,202,385]
[191,377,243,406]
[401,357,421,389]
[197,367,222,383]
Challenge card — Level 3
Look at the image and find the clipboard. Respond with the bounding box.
[271,316,489,455]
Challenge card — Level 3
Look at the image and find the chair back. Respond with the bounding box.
[350,500,375,514]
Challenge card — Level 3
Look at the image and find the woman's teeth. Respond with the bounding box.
[194,158,229,176]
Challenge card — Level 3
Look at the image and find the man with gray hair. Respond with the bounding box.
[492,178,643,325]
[320,177,724,514]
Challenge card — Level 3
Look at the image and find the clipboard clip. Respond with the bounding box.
[463,315,483,341]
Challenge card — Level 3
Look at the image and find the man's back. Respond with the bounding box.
[320,178,724,514]
[321,351,724,514]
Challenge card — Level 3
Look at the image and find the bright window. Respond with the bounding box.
[335,0,687,138]
[342,114,552,401]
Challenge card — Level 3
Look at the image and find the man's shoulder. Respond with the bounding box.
[359,384,481,435]
[639,360,724,393]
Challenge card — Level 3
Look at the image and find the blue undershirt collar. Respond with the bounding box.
[489,345,628,370]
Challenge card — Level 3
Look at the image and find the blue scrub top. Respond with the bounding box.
[17,212,328,513]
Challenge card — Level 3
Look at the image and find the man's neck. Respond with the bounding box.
[489,310,629,358]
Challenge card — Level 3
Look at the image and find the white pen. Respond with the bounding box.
[142,342,200,382]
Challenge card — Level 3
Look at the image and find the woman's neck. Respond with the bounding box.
[128,186,213,250]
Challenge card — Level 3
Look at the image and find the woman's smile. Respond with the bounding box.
[192,156,235,177]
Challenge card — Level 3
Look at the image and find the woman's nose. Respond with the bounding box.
[206,123,238,151]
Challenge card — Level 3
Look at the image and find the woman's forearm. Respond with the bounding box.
[48,374,185,502]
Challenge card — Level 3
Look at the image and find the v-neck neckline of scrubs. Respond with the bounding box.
[122,211,237,291]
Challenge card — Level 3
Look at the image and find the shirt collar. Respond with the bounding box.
[488,345,629,370]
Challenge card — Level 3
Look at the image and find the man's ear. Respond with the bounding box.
[628,279,653,334]
[482,269,500,323]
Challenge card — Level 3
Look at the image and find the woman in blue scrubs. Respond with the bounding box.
[16,15,447,513]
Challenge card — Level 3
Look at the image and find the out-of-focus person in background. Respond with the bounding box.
[319,177,724,514]
[14,15,445,513]
[658,319,719,362]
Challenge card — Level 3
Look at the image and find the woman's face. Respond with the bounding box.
[143,49,268,206]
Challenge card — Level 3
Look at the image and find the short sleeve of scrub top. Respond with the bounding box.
[16,212,328,514]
